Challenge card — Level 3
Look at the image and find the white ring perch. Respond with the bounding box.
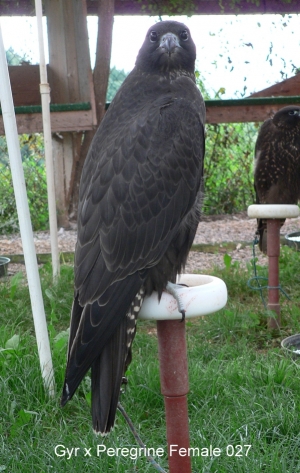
[247,204,299,219]
[138,274,227,320]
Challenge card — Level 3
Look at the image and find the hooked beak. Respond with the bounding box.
[159,32,181,55]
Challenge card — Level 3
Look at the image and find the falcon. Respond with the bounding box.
[60,20,205,434]
[254,105,300,253]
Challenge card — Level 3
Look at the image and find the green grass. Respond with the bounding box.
[1,247,300,472]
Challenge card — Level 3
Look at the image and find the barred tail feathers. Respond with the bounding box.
[91,286,145,434]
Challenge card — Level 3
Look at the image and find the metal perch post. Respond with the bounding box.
[248,205,300,329]
[266,219,281,329]
[139,274,227,473]
[157,319,191,473]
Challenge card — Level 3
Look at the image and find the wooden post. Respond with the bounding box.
[44,0,96,226]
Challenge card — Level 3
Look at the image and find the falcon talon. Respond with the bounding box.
[166,281,187,317]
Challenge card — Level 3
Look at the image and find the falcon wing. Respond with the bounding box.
[76,82,205,305]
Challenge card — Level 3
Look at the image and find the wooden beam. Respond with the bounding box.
[206,102,300,124]
[8,65,41,106]
[111,0,300,15]
[8,64,96,123]
[250,75,300,98]
[0,0,36,15]
[52,133,75,227]
[1,0,300,16]
[45,0,95,113]
[205,75,300,123]
[44,0,96,225]
[3,98,296,129]
[0,110,95,135]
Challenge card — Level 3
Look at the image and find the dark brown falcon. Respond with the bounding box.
[61,21,205,433]
[254,105,300,253]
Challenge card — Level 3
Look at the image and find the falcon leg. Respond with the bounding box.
[166,281,186,321]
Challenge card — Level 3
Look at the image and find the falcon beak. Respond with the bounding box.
[159,32,181,55]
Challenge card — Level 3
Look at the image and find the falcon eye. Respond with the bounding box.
[180,30,189,41]
[150,31,158,42]
[288,110,298,116]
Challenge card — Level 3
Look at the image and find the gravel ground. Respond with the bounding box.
[1,212,300,276]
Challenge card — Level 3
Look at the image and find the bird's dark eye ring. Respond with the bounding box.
[288,110,298,116]
[150,31,158,42]
[180,30,189,41]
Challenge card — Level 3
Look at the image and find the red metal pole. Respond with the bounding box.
[156,319,191,473]
[267,219,281,329]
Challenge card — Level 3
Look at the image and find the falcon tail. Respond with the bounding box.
[256,218,267,254]
[91,287,145,434]
[257,218,285,255]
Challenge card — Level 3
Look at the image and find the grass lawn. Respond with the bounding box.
[1,246,300,472]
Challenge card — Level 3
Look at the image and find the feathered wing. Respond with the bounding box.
[254,119,272,252]
[61,67,205,432]
[254,118,297,253]
[254,118,300,205]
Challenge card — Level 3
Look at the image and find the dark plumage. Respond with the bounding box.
[254,105,300,253]
[61,21,205,433]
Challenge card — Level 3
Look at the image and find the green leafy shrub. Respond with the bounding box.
[0,134,48,234]
[196,71,258,214]
[204,121,257,214]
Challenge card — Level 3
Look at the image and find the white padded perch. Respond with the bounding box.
[139,274,227,320]
[248,204,299,219]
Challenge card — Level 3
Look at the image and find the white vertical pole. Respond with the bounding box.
[35,0,60,281]
[0,21,55,396]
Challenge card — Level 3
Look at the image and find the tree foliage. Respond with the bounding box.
[0,134,48,234]
[5,47,29,66]
[106,66,128,102]
[204,121,257,214]
[196,72,257,214]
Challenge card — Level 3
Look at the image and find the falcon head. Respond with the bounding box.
[273,105,300,128]
[135,21,196,74]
